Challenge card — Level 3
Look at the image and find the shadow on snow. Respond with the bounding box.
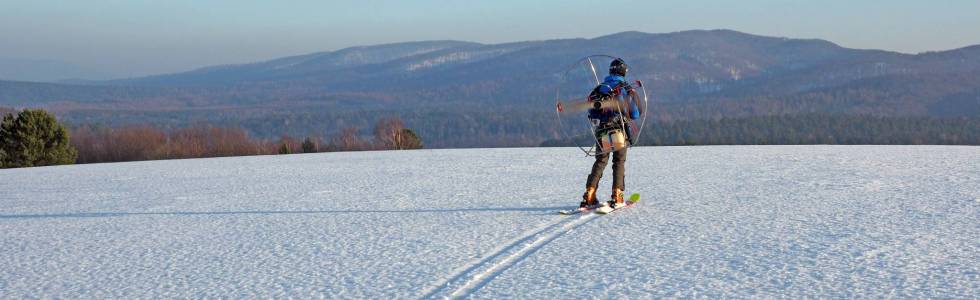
[0,206,568,220]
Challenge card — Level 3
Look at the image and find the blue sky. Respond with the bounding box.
[1,0,977,77]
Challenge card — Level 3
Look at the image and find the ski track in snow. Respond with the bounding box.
[0,146,978,298]
[421,210,599,299]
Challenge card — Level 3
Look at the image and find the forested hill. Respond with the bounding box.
[1,30,978,147]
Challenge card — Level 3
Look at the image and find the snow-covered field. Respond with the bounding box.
[1,146,977,298]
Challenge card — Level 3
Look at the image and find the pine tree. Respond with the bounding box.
[0,109,77,168]
[400,129,423,149]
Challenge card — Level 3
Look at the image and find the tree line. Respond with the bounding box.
[541,114,980,147]
[72,116,422,164]
[4,106,977,169]
[637,115,980,146]
[0,108,422,168]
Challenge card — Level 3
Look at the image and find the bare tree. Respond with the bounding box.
[374,117,406,150]
[332,127,363,151]
[110,125,167,161]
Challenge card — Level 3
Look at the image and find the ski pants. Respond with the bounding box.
[586,147,627,192]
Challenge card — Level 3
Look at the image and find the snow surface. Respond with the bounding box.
[1,146,977,298]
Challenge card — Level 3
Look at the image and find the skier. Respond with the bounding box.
[580,58,642,211]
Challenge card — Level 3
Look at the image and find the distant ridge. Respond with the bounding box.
[0,29,977,146]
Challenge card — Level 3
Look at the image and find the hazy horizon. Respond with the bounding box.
[2,0,979,80]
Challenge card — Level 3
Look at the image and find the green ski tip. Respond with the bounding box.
[628,193,641,203]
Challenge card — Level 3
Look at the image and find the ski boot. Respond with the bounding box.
[601,189,626,211]
[610,189,625,208]
[579,187,599,209]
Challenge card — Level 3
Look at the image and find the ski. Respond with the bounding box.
[558,205,599,215]
[595,193,641,214]
[559,193,640,215]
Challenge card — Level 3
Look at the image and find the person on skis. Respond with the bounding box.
[580,58,642,211]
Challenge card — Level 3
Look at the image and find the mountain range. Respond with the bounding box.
[1,30,977,146]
